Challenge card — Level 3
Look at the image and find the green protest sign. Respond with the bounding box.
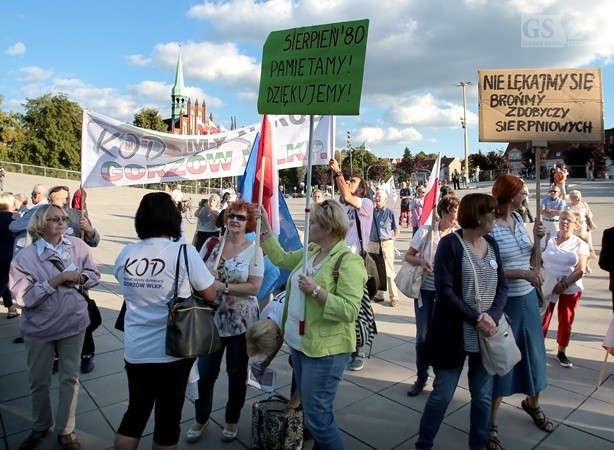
[258,19,369,115]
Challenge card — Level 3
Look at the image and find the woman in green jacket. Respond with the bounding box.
[259,199,366,450]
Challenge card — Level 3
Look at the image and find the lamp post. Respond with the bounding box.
[456,81,472,188]
[347,131,353,176]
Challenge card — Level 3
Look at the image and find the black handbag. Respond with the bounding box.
[165,244,222,358]
[114,301,126,332]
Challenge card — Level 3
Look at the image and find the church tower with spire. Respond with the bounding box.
[169,50,220,135]
[171,51,187,125]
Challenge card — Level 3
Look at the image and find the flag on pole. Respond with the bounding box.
[385,176,398,202]
[419,153,442,227]
[237,115,302,299]
[253,115,280,235]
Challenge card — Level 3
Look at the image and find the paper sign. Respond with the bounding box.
[478,68,603,143]
[258,19,369,115]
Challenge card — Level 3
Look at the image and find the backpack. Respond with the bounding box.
[332,252,377,353]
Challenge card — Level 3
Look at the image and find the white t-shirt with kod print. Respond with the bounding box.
[260,291,285,328]
[115,238,215,363]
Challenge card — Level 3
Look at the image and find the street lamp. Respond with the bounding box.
[456,81,472,188]
[347,131,353,176]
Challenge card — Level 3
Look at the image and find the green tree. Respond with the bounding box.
[0,95,26,162]
[133,108,168,132]
[21,93,82,170]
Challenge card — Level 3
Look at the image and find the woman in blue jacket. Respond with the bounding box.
[416,193,508,450]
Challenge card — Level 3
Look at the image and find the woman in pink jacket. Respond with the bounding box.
[10,204,100,450]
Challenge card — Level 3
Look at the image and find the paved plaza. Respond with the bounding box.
[1,171,613,449]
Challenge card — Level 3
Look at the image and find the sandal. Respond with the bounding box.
[487,424,501,450]
[7,310,20,319]
[521,399,554,432]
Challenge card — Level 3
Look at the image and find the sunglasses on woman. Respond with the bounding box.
[227,212,248,222]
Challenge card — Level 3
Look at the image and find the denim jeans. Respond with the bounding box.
[195,333,248,425]
[290,348,350,450]
[416,352,493,450]
[414,289,436,383]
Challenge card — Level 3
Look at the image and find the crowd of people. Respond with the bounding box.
[1,164,607,450]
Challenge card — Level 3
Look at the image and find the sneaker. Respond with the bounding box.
[557,352,573,368]
[57,432,81,450]
[348,356,364,371]
[80,355,95,374]
[52,357,59,374]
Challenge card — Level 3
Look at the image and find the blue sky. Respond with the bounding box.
[1,0,612,161]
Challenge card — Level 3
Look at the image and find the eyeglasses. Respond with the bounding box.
[227,212,248,222]
[560,217,576,223]
[46,216,69,223]
[49,186,70,195]
[549,190,559,193]
[481,209,497,216]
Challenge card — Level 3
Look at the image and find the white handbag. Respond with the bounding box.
[394,262,423,298]
[395,227,433,298]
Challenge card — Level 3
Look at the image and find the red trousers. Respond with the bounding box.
[542,290,582,348]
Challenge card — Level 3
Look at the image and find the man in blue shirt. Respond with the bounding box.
[541,186,565,234]
[369,189,401,306]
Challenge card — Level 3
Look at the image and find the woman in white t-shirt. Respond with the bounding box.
[113,192,217,450]
[187,199,264,443]
[541,210,589,369]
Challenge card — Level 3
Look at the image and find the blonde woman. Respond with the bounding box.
[565,190,597,272]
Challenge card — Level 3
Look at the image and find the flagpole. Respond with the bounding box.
[302,115,316,274]
[253,157,266,266]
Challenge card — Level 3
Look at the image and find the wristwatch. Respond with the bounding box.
[224,282,229,294]
[333,171,343,179]
[312,285,321,298]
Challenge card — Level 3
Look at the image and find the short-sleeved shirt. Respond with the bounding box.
[491,213,534,297]
[204,240,264,337]
[542,234,589,294]
[541,197,565,219]
[411,223,459,291]
[370,207,398,241]
[345,197,374,254]
[115,238,215,364]
[260,291,285,328]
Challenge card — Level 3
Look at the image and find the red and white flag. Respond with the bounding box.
[253,115,280,234]
[419,153,442,227]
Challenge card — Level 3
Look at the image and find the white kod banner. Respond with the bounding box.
[81,110,335,188]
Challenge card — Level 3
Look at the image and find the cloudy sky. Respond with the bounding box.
[1,0,612,160]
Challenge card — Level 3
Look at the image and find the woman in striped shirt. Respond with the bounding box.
[489,175,552,450]
[416,194,508,450]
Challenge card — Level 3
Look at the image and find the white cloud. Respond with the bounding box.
[385,93,479,128]
[18,66,53,84]
[6,42,26,56]
[354,126,423,146]
[126,54,151,66]
[151,41,260,87]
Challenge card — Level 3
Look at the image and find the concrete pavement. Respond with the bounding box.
[1,172,613,449]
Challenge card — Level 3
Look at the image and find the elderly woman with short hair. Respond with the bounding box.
[258,199,367,450]
[10,204,100,450]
